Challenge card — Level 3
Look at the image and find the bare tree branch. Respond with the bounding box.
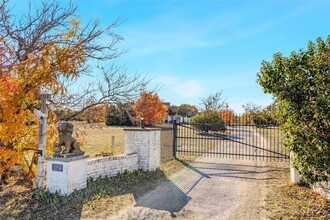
[1,0,151,122]
[0,0,123,68]
[52,64,150,121]
[200,91,228,112]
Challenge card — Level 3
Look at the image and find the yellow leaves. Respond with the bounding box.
[0,19,86,177]
[69,19,82,31]
[80,105,106,123]
[0,148,22,174]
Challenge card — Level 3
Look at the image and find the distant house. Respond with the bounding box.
[163,102,189,124]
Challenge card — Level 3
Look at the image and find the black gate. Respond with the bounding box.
[172,116,289,161]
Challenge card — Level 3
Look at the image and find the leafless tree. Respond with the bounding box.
[242,102,262,114]
[0,0,122,65]
[0,0,149,118]
[53,64,150,121]
[200,91,228,112]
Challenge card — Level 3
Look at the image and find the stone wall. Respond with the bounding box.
[124,128,161,171]
[46,127,161,196]
[86,154,138,179]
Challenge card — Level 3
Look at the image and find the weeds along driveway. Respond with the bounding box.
[99,157,286,220]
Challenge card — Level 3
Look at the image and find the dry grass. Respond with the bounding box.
[73,122,175,162]
[72,122,126,157]
[0,158,187,220]
[266,162,330,219]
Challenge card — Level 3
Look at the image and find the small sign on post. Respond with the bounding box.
[35,93,51,189]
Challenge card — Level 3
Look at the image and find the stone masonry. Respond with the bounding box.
[46,155,88,196]
[86,154,138,179]
[124,128,161,171]
[46,127,161,196]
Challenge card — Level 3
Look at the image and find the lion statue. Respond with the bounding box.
[53,121,84,156]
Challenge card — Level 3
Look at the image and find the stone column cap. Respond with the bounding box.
[46,155,89,162]
[123,128,161,131]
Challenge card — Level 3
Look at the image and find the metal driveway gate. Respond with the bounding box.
[172,116,289,161]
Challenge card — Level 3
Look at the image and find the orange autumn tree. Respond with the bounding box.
[132,92,168,126]
[219,109,235,125]
[0,0,143,183]
[0,20,85,180]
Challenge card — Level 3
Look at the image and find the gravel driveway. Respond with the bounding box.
[105,157,281,220]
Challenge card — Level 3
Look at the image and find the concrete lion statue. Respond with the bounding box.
[53,121,84,156]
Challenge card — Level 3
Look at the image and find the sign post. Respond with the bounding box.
[34,94,51,189]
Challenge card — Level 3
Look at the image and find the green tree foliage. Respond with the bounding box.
[177,104,198,117]
[190,110,226,133]
[257,36,330,184]
[106,104,135,126]
[241,102,278,127]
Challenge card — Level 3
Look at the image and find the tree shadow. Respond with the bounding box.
[134,180,191,218]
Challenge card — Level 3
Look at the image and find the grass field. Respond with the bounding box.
[73,122,174,162]
[72,122,126,157]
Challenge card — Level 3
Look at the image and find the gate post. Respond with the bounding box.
[290,152,301,184]
[173,119,177,158]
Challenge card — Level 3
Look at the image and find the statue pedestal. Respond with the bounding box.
[46,155,88,196]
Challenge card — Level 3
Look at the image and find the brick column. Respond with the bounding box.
[124,128,161,171]
[46,155,88,196]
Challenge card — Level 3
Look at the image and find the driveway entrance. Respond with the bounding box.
[107,158,286,220]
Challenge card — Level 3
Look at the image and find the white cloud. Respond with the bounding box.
[174,80,204,98]
[154,75,205,101]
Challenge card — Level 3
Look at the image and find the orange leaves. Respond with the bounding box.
[82,105,106,123]
[0,148,22,175]
[0,20,86,177]
[219,110,235,125]
[131,92,167,126]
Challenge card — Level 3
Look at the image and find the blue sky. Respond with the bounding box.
[14,0,330,113]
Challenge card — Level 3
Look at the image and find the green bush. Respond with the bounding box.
[257,36,330,184]
[190,110,226,133]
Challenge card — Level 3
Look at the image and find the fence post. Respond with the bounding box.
[34,93,51,190]
[173,119,177,158]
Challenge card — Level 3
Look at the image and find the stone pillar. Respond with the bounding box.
[290,152,301,184]
[124,128,161,171]
[46,155,88,196]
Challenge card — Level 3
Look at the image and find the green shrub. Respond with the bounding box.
[257,36,330,184]
[190,110,226,133]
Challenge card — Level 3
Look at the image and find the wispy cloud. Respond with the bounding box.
[119,2,318,58]
[120,12,238,56]
[154,75,205,102]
